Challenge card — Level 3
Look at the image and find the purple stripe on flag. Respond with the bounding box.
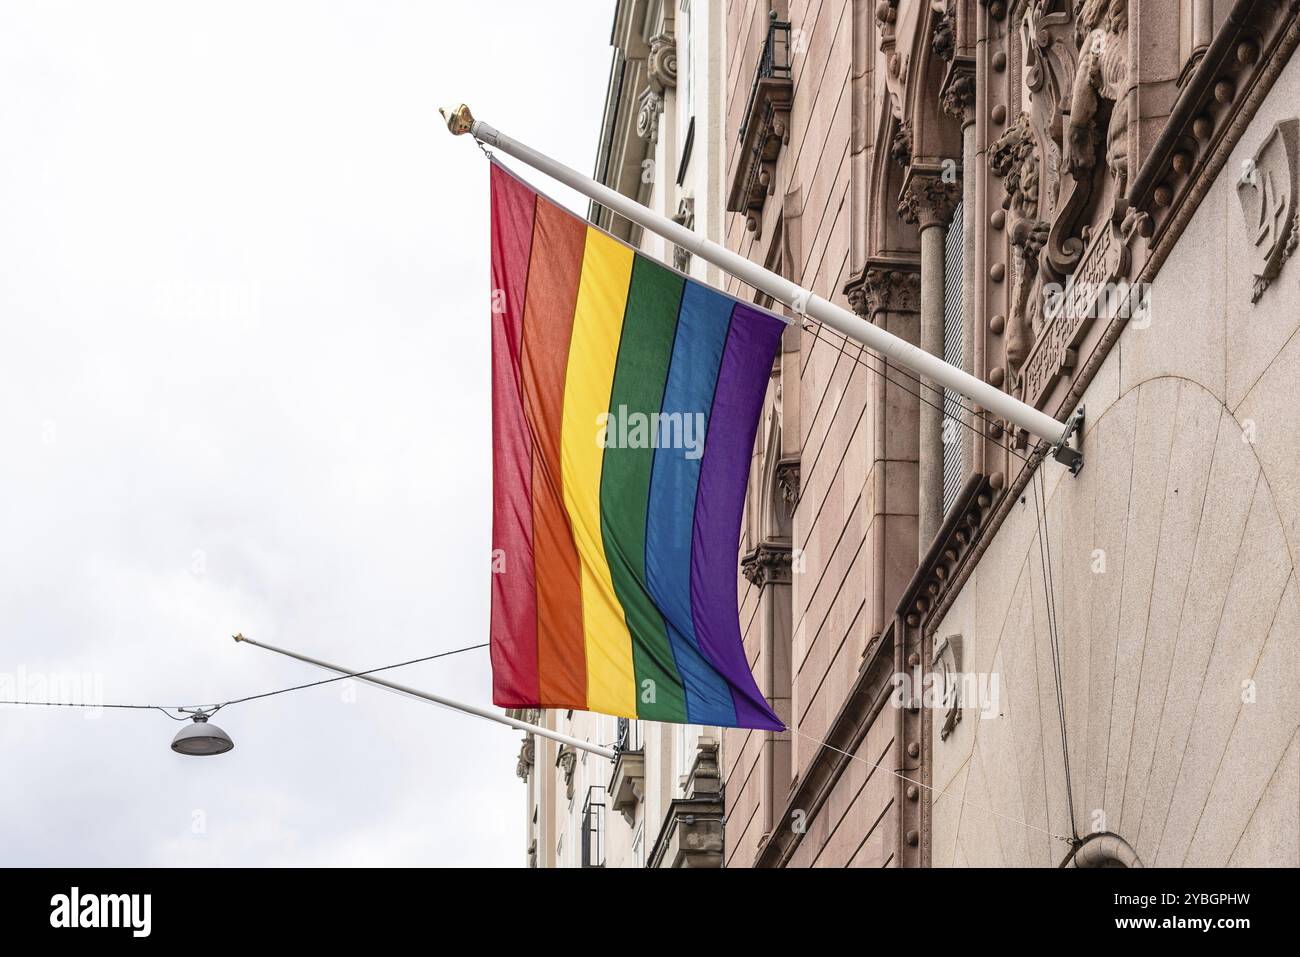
[689,303,786,732]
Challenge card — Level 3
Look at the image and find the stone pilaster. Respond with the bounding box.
[844,256,922,644]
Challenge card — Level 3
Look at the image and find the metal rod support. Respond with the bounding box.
[233,634,616,761]
[446,104,1073,452]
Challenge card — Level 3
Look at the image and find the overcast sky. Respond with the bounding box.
[0,0,613,866]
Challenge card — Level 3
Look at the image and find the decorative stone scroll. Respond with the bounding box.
[636,31,677,144]
[1020,217,1131,409]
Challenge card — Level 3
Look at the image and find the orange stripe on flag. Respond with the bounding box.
[520,197,589,707]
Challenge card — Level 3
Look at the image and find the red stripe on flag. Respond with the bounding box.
[489,165,540,706]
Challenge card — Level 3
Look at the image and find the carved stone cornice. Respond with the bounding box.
[740,540,793,588]
[843,256,922,318]
[1125,0,1300,292]
[898,169,962,230]
[900,473,994,636]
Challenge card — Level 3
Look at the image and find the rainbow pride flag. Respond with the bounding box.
[489,162,784,731]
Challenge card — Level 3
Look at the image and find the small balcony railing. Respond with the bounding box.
[737,16,792,147]
[727,14,795,235]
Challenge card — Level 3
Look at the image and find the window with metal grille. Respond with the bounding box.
[580,786,606,868]
[942,200,966,514]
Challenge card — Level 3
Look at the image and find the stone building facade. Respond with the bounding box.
[516,0,1300,868]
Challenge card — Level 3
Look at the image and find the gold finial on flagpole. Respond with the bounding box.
[439,104,475,136]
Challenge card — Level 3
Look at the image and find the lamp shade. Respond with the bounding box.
[171,715,234,756]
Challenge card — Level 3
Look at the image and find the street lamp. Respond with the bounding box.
[171,713,234,756]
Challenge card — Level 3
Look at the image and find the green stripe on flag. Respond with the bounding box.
[599,255,689,722]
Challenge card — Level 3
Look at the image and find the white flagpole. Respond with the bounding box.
[442,104,1083,471]
[233,633,617,761]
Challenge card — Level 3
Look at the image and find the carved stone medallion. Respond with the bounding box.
[1237,118,1300,302]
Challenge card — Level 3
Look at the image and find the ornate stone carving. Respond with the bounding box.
[875,0,899,30]
[990,112,1050,380]
[985,0,1139,395]
[846,282,868,317]
[1237,118,1300,302]
[774,455,800,507]
[637,86,665,142]
[740,541,793,588]
[931,634,963,741]
[1020,216,1130,408]
[556,743,577,800]
[898,173,961,229]
[890,120,913,167]
[940,69,975,122]
[515,734,535,782]
[647,32,677,91]
[1037,0,1129,286]
[672,196,695,272]
[635,32,677,145]
[933,8,955,63]
[1067,0,1131,193]
[848,260,922,317]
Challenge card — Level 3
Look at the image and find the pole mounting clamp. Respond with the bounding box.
[1050,405,1085,476]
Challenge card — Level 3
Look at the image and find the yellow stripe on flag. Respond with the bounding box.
[560,227,638,718]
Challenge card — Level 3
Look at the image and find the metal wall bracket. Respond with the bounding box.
[1050,404,1086,475]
